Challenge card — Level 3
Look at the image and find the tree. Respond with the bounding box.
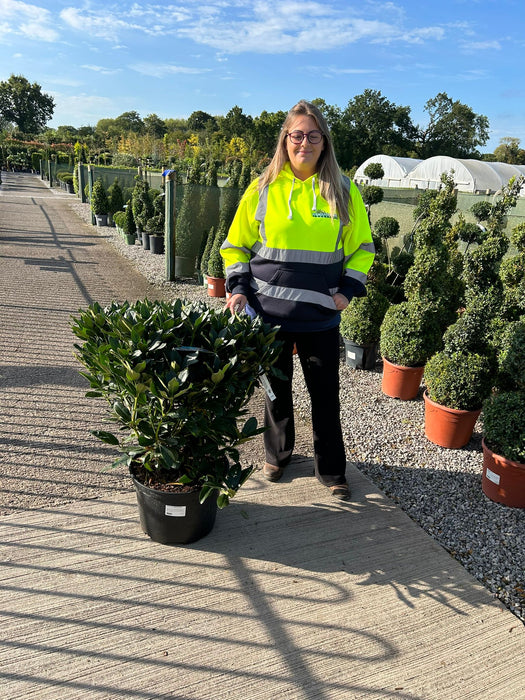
[252,109,287,154]
[493,137,525,165]
[336,90,416,169]
[0,75,54,133]
[143,113,167,139]
[187,110,216,132]
[114,111,144,134]
[417,92,489,159]
[217,106,253,141]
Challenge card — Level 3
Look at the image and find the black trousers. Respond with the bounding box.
[264,326,347,486]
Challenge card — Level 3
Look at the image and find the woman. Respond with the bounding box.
[221,100,374,501]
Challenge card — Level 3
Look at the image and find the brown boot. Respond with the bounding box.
[262,462,284,482]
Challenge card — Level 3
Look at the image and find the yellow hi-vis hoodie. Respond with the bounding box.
[221,162,375,332]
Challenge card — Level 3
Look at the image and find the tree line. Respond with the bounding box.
[1,74,524,171]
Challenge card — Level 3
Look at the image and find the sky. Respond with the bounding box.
[1,0,524,152]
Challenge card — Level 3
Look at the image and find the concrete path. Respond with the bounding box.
[1,172,524,699]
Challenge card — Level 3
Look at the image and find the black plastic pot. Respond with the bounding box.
[343,338,378,370]
[132,478,217,545]
[174,255,195,277]
[149,234,164,255]
[142,232,150,250]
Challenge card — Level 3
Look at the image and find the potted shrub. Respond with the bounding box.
[339,288,390,370]
[481,390,525,508]
[174,171,202,276]
[122,203,137,245]
[112,210,126,235]
[207,227,226,297]
[423,350,492,448]
[379,300,442,399]
[91,179,109,226]
[208,161,242,297]
[145,190,165,254]
[379,174,461,399]
[131,177,154,239]
[71,298,283,544]
[108,178,124,227]
[423,177,524,446]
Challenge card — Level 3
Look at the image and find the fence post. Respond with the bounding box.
[165,170,177,281]
[87,166,96,225]
[78,164,87,203]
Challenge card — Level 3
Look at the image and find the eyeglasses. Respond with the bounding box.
[287,130,324,145]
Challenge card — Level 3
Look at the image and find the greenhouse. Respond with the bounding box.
[355,154,525,194]
[354,155,422,188]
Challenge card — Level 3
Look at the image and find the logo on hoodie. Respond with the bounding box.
[311,210,335,219]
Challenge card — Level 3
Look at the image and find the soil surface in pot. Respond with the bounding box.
[130,463,200,494]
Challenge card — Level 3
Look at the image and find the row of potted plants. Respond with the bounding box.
[340,173,525,508]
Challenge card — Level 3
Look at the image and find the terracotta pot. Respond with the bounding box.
[481,439,525,508]
[423,391,481,449]
[207,276,226,298]
[381,357,424,400]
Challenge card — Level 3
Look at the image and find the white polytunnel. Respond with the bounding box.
[355,154,525,194]
[354,155,422,188]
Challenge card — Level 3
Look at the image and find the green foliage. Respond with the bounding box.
[424,177,524,413]
[207,227,225,278]
[0,74,54,133]
[470,200,492,223]
[339,289,390,345]
[363,162,384,180]
[361,184,384,208]
[90,179,109,215]
[374,216,399,240]
[511,222,525,252]
[71,299,283,506]
[145,189,165,235]
[123,204,136,235]
[496,320,525,391]
[483,391,525,463]
[131,177,154,232]
[108,178,124,216]
[413,189,438,221]
[112,211,126,229]
[379,301,442,366]
[424,351,492,410]
[200,227,215,278]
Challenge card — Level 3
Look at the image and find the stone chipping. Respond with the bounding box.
[70,200,525,625]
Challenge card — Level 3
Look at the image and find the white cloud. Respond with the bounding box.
[129,62,211,77]
[461,40,502,51]
[57,1,448,55]
[82,64,122,75]
[48,92,116,126]
[0,0,58,42]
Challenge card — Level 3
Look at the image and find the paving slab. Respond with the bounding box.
[1,172,524,699]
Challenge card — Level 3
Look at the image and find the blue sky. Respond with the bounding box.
[1,0,524,152]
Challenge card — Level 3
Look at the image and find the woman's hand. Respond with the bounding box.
[332,292,350,311]
[226,293,248,315]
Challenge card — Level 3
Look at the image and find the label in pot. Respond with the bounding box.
[165,505,187,517]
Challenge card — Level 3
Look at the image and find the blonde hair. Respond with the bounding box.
[258,99,349,225]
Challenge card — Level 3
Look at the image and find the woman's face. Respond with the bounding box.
[285,115,324,180]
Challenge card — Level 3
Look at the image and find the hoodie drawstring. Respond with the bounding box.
[287,178,295,220]
[287,176,317,220]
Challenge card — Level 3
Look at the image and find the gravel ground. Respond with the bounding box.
[70,200,525,625]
